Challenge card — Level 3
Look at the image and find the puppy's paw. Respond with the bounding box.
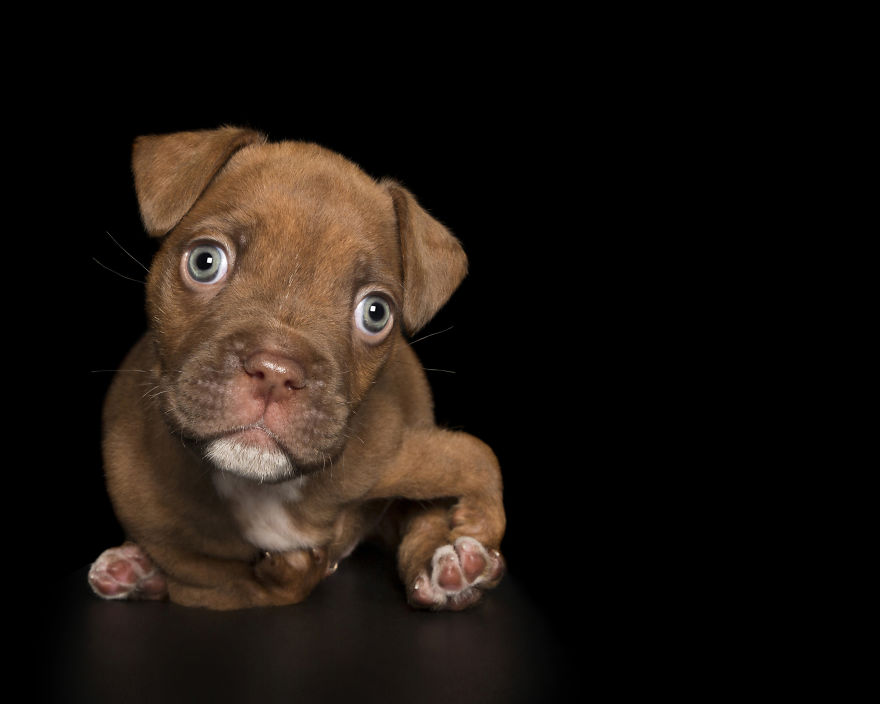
[408,537,505,611]
[253,547,331,603]
[88,542,168,601]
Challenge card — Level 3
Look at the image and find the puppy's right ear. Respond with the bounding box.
[383,180,468,335]
[132,126,266,237]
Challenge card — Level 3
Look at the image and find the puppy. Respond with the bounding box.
[87,127,505,610]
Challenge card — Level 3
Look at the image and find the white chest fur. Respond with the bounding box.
[212,472,320,552]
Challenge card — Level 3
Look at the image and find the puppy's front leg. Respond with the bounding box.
[367,428,506,610]
[167,547,330,610]
[91,541,329,610]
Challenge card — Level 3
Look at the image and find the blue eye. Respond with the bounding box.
[186,244,228,284]
[355,294,393,337]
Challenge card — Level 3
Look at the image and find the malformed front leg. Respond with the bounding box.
[368,428,506,610]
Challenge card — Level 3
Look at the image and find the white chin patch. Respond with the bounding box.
[205,437,294,482]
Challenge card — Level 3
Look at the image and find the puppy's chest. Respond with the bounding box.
[212,473,324,552]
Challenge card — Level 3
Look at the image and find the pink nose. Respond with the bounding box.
[244,351,306,402]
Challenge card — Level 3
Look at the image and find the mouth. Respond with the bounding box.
[203,422,298,483]
[228,423,283,450]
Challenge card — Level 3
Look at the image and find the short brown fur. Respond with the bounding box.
[92,127,505,610]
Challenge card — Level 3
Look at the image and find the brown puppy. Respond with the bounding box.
[88,127,505,611]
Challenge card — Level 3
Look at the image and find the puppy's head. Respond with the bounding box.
[132,127,466,482]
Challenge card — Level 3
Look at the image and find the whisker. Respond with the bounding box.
[105,230,150,273]
[398,357,457,375]
[408,325,454,346]
[92,257,146,285]
[90,369,151,374]
[141,385,162,399]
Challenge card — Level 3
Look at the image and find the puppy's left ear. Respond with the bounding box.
[383,180,468,335]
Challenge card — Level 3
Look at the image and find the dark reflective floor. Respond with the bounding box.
[41,543,573,703]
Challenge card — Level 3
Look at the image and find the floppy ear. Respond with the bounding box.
[132,126,266,237]
[383,180,468,335]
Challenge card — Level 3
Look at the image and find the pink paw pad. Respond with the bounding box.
[88,543,168,601]
[411,537,504,611]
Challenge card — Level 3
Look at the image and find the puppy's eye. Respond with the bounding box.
[186,244,228,284]
[355,294,393,338]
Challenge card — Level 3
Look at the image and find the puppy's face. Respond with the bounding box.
[143,141,407,482]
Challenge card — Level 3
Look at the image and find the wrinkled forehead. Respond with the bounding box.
[180,141,403,291]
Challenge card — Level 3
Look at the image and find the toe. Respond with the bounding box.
[487,549,505,583]
[106,557,137,584]
[88,570,126,598]
[455,538,488,583]
[410,572,443,608]
[437,557,464,590]
[135,572,168,600]
[432,546,464,591]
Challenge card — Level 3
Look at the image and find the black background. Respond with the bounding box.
[21,27,795,701]
[30,82,592,638]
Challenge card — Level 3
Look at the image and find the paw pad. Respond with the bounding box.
[88,543,167,601]
[410,537,504,611]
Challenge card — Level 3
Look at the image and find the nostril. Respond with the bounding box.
[243,351,307,398]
